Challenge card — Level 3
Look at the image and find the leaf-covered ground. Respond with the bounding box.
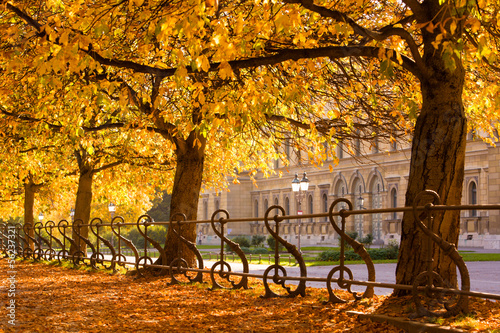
[1,259,499,332]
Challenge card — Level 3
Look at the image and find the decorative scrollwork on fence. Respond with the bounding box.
[44,221,62,261]
[23,223,39,260]
[14,223,26,257]
[169,213,204,285]
[34,221,53,260]
[72,219,97,268]
[411,190,470,318]
[57,220,75,264]
[90,218,116,271]
[5,193,498,320]
[135,215,168,275]
[111,216,139,271]
[209,209,249,290]
[261,205,307,298]
[326,199,376,303]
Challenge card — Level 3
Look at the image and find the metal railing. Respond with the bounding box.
[2,190,500,318]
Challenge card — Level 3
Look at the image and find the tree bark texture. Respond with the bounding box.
[70,169,94,255]
[23,181,36,250]
[394,58,467,294]
[161,132,206,267]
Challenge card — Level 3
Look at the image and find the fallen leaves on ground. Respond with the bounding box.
[1,259,499,332]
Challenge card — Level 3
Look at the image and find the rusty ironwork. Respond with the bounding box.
[411,190,470,318]
[169,213,203,285]
[326,198,375,303]
[111,216,139,271]
[4,190,500,319]
[13,224,24,257]
[136,214,168,275]
[90,218,116,271]
[34,222,52,260]
[72,219,98,268]
[44,221,62,261]
[22,223,39,260]
[262,205,307,298]
[57,220,75,264]
[209,209,249,290]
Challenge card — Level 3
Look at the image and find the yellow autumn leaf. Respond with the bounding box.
[218,61,234,80]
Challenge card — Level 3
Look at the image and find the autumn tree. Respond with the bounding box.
[4,0,499,290]
[236,0,500,290]
[0,65,173,254]
[0,0,410,268]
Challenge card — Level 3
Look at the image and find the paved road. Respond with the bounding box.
[108,246,500,297]
[204,260,500,296]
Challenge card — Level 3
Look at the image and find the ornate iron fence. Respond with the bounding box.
[2,190,500,318]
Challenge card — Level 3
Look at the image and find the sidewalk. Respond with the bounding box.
[458,246,500,253]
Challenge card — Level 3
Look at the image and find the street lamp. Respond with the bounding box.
[108,202,116,219]
[37,212,44,251]
[108,203,116,246]
[357,191,365,238]
[358,195,365,210]
[292,172,310,253]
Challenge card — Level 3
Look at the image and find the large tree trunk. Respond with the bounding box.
[70,169,94,255]
[23,180,36,251]
[395,54,467,294]
[161,132,206,267]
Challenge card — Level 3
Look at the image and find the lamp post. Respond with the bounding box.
[292,172,310,253]
[358,195,365,210]
[108,203,116,246]
[38,212,44,251]
[357,191,365,238]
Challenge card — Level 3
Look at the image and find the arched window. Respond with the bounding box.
[254,200,259,218]
[322,193,328,221]
[372,138,379,154]
[355,138,361,156]
[264,199,269,214]
[469,181,477,217]
[274,197,279,216]
[338,143,344,159]
[391,188,398,220]
[391,140,397,151]
[335,181,346,198]
[308,194,314,222]
[285,196,290,222]
[371,180,382,241]
[354,180,364,238]
[214,198,221,219]
[203,200,208,220]
[285,139,291,161]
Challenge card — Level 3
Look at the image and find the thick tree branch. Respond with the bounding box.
[91,161,123,175]
[6,3,421,80]
[282,0,427,77]
[0,106,173,138]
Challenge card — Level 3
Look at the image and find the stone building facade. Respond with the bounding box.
[197,137,500,249]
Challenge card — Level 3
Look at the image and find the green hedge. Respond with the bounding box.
[240,247,270,254]
[318,246,398,261]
